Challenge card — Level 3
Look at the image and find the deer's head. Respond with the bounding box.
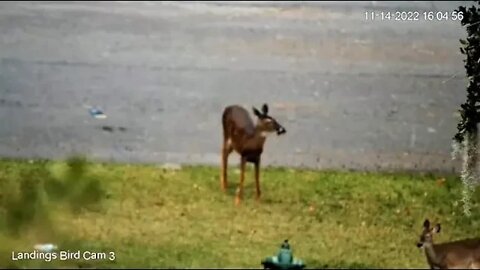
[253,103,286,136]
[417,219,441,248]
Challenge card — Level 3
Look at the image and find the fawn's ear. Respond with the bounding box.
[262,103,269,115]
[423,219,430,229]
[432,224,441,234]
[253,107,263,118]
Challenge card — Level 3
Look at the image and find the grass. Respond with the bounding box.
[0,158,480,269]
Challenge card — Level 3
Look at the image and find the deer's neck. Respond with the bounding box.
[255,125,269,138]
[242,125,266,149]
[424,243,442,268]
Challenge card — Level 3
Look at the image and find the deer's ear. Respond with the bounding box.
[432,224,441,234]
[253,107,262,118]
[262,103,269,115]
[423,219,430,229]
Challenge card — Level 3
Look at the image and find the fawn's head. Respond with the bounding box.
[252,103,286,136]
[417,219,441,248]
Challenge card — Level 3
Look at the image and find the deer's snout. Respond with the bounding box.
[277,126,286,135]
[416,242,423,248]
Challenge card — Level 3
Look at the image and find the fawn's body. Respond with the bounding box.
[221,104,286,205]
[417,219,480,269]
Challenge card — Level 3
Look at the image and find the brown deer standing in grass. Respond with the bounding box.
[221,103,286,205]
[417,219,480,269]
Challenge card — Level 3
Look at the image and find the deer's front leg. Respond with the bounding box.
[235,156,246,206]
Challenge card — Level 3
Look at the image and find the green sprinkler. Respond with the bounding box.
[261,240,306,270]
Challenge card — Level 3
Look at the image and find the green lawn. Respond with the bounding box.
[0,158,479,269]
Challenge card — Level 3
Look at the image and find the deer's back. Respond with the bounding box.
[435,238,480,268]
[222,105,255,137]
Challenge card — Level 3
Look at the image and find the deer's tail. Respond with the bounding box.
[222,106,233,141]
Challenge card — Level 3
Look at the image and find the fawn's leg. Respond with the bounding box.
[235,156,246,206]
[254,159,261,201]
[221,140,233,192]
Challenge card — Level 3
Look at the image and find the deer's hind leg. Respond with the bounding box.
[254,158,261,201]
[235,155,246,206]
[221,136,233,192]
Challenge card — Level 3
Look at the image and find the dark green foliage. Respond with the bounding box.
[52,156,105,213]
[454,2,480,144]
[5,176,47,235]
[1,156,106,235]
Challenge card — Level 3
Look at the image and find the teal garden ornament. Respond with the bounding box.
[261,240,306,270]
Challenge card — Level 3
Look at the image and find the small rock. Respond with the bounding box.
[427,127,436,133]
[160,163,182,171]
[34,243,57,253]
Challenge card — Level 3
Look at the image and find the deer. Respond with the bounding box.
[221,103,286,205]
[416,219,480,269]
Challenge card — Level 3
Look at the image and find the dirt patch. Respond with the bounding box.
[99,125,128,133]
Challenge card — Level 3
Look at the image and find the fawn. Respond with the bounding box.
[221,103,286,205]
[417,219,480,269]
